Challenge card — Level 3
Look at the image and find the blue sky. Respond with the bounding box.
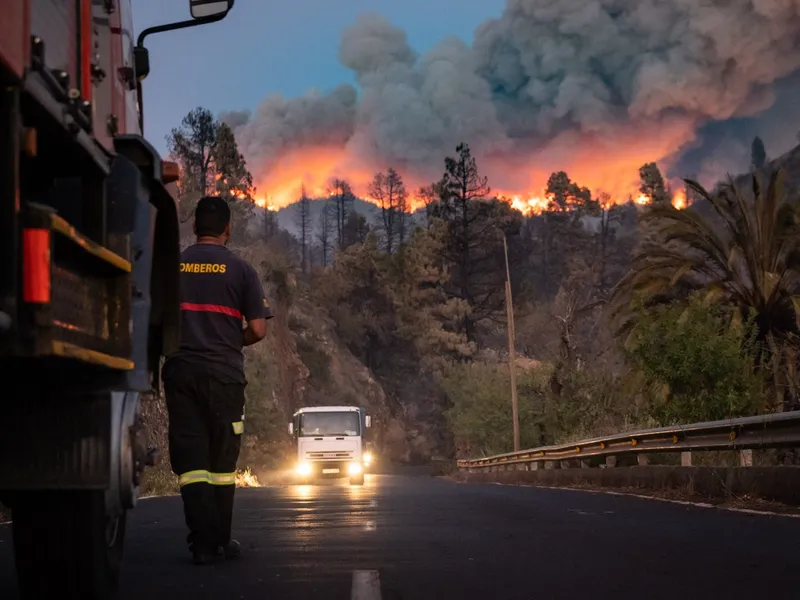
[132,0,506,156]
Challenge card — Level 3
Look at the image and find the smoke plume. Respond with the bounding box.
[226,0,800,207]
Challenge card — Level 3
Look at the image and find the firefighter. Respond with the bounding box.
[162,196,272,565]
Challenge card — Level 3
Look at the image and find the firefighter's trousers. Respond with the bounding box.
[163,362,245,552]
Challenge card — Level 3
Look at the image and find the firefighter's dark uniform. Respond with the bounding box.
[162,242,272,556]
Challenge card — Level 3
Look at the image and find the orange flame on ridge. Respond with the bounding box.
[247,145,692,216]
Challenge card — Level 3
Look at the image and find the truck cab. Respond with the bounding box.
[289,406,373,486]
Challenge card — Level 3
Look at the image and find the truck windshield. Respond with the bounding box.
[299,412,361,437]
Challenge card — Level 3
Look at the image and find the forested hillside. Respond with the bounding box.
[141,109,800,492]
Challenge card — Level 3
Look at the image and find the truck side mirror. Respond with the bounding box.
[365,416,372,428]
[190,0,233,19]
[288,423,294,435]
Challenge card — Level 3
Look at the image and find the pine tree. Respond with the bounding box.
[317,204,334,267]
[327,178,354,251]
[369,167,408,254]
[166,107,218,196]
[638,162,670,204]
[430,142,519,342]
[213,123,254,201]
[296,185,311,273]
[264,210,278,241]
[168,107,256,241]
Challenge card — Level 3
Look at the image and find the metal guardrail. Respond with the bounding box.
[457,411,800,469]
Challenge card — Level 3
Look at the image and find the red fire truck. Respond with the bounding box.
[0,1,235,598]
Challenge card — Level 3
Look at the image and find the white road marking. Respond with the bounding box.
[352,570,381,600]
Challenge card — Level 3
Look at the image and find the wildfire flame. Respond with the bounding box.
[235,467,261,488]
[672,188,688,210]
[242,146,692,216]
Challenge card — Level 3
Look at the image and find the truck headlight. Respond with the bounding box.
[363,452,373,466]
[348,462,362,475]
[296,462,312,476]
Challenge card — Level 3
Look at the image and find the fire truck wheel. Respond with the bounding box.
[12,490,126,599]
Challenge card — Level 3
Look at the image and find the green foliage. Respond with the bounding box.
[611,169,800,409]
[623,297,767,424]
[321,223,472,372]
[442,362,552,457]
[443,359,648,457]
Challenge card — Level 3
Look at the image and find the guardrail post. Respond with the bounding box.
[605,456,617,468]
[681,452,692,466]
[580,459,590,468]
[637,454,648,466]
[740,449,753,467]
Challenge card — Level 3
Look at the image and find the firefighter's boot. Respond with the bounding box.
[219,539,242,560]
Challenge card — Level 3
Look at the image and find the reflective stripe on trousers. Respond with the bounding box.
[179,470,236,487]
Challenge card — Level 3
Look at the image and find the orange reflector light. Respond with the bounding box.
[23,228,51,303]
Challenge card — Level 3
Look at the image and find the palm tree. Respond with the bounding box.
[610,169,800,410]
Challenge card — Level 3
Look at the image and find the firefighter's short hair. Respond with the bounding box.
[195,196,231,237]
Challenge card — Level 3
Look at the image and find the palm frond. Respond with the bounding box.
[612,169,800,353]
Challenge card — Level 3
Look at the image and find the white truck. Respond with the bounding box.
[289,406,373,485]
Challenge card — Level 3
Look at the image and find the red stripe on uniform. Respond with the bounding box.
[180,303,242,319]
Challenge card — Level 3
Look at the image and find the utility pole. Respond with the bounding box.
[503,235,520,452]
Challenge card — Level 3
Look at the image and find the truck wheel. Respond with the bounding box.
[349,474,364,486]
[12,490,126,599]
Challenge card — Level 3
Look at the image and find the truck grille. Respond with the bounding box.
[305,451,354,459]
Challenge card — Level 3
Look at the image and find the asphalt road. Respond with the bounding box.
[2,474,800,599]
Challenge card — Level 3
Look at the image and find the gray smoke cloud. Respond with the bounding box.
[228,0,800,203]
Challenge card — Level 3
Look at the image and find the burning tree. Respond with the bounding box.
[638,162,670,205]
[214,123,255,202]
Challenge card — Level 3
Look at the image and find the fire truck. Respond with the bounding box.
[0,1,235,597]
